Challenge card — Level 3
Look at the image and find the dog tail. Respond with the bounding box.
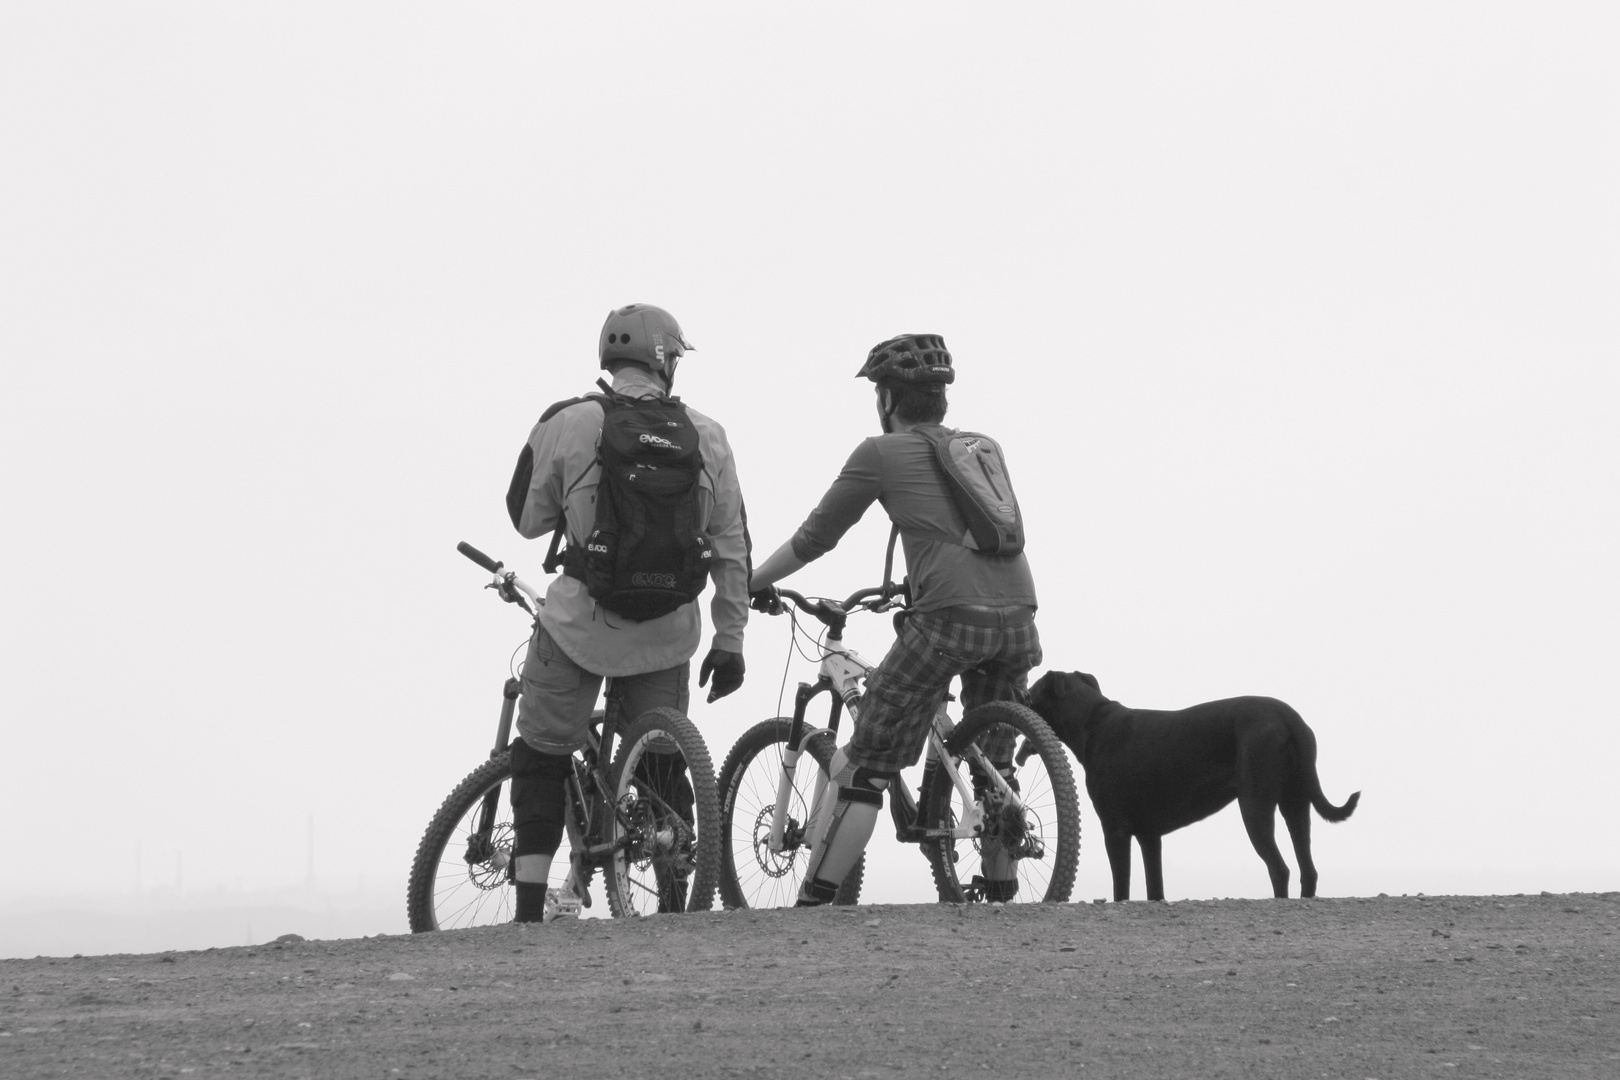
[1313,788,1360,822]
[1293,708,1359,822]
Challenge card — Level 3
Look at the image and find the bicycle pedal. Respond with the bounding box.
[566,857,594,909]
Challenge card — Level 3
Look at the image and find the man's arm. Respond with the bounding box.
[693,415,751,701]
[507,402,595,540]
[699,418,750,655]
[749,539,806,592]
[750,439,883,593]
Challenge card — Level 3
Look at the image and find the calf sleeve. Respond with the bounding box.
[515,881,550,922]
[509,738,571,858]
[798,749,893,904]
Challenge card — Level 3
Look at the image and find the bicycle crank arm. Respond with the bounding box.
[565,851,595,909]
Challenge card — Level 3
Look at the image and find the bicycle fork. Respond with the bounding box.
[464,678,522,871]
[768,678,845,855]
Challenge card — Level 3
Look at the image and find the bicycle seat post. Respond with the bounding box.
[597,677,623,771]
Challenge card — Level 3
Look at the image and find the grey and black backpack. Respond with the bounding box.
[512,385,713,621]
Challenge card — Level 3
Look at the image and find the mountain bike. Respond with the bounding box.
[405,542,721,931]
[717,584,1080,909]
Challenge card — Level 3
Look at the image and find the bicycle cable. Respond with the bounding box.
[508,632,530,681]
[772,614,795,722]
[773,601,834,721]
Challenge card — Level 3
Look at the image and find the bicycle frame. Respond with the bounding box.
[765,592,1023,861]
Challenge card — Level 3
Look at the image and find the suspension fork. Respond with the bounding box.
[469,678,522,858]
[768,677,842,854]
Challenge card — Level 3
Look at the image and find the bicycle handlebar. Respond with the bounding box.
[457,541,502,574]
[457,541,542,611]
[773,585,902,629]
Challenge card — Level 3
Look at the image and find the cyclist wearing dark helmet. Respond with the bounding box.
[749,333,1039,905]
[503,303,751,921]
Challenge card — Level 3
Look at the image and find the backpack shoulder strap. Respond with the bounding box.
[539,393,603,424]
[536,390,611,573]
[904,426,987,550]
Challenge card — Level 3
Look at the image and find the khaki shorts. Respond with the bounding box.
[514,625,690,755]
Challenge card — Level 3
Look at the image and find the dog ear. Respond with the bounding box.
[1034,671,1068,700]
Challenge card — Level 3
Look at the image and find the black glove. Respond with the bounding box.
[749,586,782,615]
[698,648,746,703]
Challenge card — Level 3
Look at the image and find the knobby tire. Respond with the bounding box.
[408,753,530,932]
[603,707,722,917]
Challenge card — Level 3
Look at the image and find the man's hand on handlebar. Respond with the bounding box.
[749,586,782,616]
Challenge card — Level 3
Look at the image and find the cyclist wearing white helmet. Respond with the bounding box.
[750,334,1040,905]
[503,303,751,922]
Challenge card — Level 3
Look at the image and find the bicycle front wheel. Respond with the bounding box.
[405,752,585,931]
[603,707,722,917]
[916,700,1080,904]
[717,718,864,909]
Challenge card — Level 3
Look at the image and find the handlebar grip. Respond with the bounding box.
[456,541,502,574]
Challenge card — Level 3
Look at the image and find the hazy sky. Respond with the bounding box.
[3,4,1616,951]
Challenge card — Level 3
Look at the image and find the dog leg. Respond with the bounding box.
[1102,826,1133,902]
[1139,834,1165,902]
[1280,798,1317,898]
[1238,797,1291,898]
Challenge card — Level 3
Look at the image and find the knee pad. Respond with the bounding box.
[837,766,895,808]
[509,739,571,856]
[509,738,574,781]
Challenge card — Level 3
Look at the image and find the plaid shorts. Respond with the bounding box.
[847,609,1043,774]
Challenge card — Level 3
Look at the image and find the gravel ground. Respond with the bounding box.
[2,892,1616,1079]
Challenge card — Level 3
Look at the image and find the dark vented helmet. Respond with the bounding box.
[855,333,955,385]
[598,304,694,377]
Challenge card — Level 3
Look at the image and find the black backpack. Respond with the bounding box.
[541,387,713,621]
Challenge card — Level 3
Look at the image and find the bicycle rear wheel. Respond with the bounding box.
[603,707,722,917]
[916,701,1080,904]
[717,718,864,909]
[405,752,585,931]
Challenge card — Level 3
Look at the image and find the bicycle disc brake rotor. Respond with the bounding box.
[750,806,800,879]
[463,822,514,890]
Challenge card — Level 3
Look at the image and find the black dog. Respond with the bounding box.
[1028,670,1359,901]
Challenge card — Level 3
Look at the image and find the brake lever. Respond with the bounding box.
[486,577,535,614]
